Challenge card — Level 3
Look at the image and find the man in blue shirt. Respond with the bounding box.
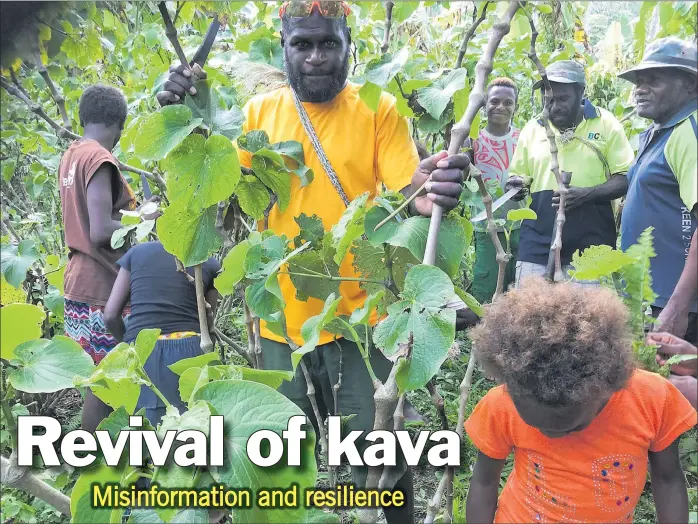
[619,38,698,345]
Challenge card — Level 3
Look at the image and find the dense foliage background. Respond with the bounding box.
[1,1,697,523]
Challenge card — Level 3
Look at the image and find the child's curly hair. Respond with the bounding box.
[470,278,635,406]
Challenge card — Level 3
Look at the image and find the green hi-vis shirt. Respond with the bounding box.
[509,100,634,265]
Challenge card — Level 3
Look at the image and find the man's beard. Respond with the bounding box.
[285,51,350,103]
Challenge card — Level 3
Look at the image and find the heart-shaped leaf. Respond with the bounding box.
[159,203,222,267]
[185,80,244,140]
[8,336,95,393]
[330,192,369,265]
[0,303,45,360]
[417,68,468,120]
[134,105,202,161]
[215,240,252,295]
[374,265,457,392]
[164,134,241,211]
[236,175,271,220]
[1,240,39,288]
[292,294,343,370]
[364,207,469,278]
[194,380,317,523]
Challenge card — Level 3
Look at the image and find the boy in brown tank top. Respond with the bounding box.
[59,84,155,431]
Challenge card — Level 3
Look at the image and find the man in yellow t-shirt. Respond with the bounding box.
[158,2,469,519]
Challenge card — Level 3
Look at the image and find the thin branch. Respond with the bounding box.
[381,1,395,54]
[300,359,330,464]
[2,217,20,242]
[1,453,71,516]
[158,2,190,68]
[620,108,637,123]
[377,393,405,490]
[116,161,167,196]
[194,264,214,353]
[455,1,491,69]
[243,303,258,368]
[425,3,520,521]
[33,48,72,132]
[9,69,30,100]
[215,201,227,244]
[518,2,565,282]
[214,328,255,367]
[426,380,449,431]
[173,1,185,24]
[253,317,263,369]
[0,78,79,140]
[2,73,160,198]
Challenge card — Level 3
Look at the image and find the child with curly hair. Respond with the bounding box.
[465,278,697,523]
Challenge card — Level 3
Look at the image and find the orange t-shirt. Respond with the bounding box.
[238,83,419,345]
[464,369,697,523]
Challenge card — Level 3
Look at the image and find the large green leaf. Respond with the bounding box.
[168,352,221,376]
[1,240,39,288]
[292,294,343,370]
[249,37,284,69]
[252,152,292,212]
[245,277,285,322]
[236,175,271,220]
[365,48,409,87]
[164,134,241,211]
[287,250,340,302]
[235,367,294,389]
[364,207,468,278]
[0,276,27,305]
[215,240,252,295]
[194,380,317,523]
[71,463,123,524]
[8,336,94,393]
[76,343,143,414]
[238,130,271,153]
[330,193,369,265]
[417,68,468,120]
[269,141,314,187]
[185,80,244,140]
[570,245,635,281]
[134,105,202,161]
[359,81,382,113]
[134,328,161,365]
[0,303,45,361]
[634,2,655,60]
[294,214,325,247]
[349,290,386,325]
[159,203,222,267]
[374,265,457,392]
[351,241,418,307]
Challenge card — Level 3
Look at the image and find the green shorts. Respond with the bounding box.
[471,229,520,303]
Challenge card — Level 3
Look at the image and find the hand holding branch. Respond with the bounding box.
[409,151,467,216]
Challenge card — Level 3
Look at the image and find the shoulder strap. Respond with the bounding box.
[571,135,611,180]
[291,88,351,207]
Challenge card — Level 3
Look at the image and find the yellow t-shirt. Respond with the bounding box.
[237,83,419,345]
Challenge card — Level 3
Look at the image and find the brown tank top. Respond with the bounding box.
[58,140,135,306]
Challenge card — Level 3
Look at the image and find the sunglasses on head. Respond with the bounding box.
[279,1,351,19]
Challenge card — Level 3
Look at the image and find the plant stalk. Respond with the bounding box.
[194,264,214,353]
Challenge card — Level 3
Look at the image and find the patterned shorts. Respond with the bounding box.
[64,299,130,364]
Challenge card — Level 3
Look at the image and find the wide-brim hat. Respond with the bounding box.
[532,60,586,90]
[619,37,697,83]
